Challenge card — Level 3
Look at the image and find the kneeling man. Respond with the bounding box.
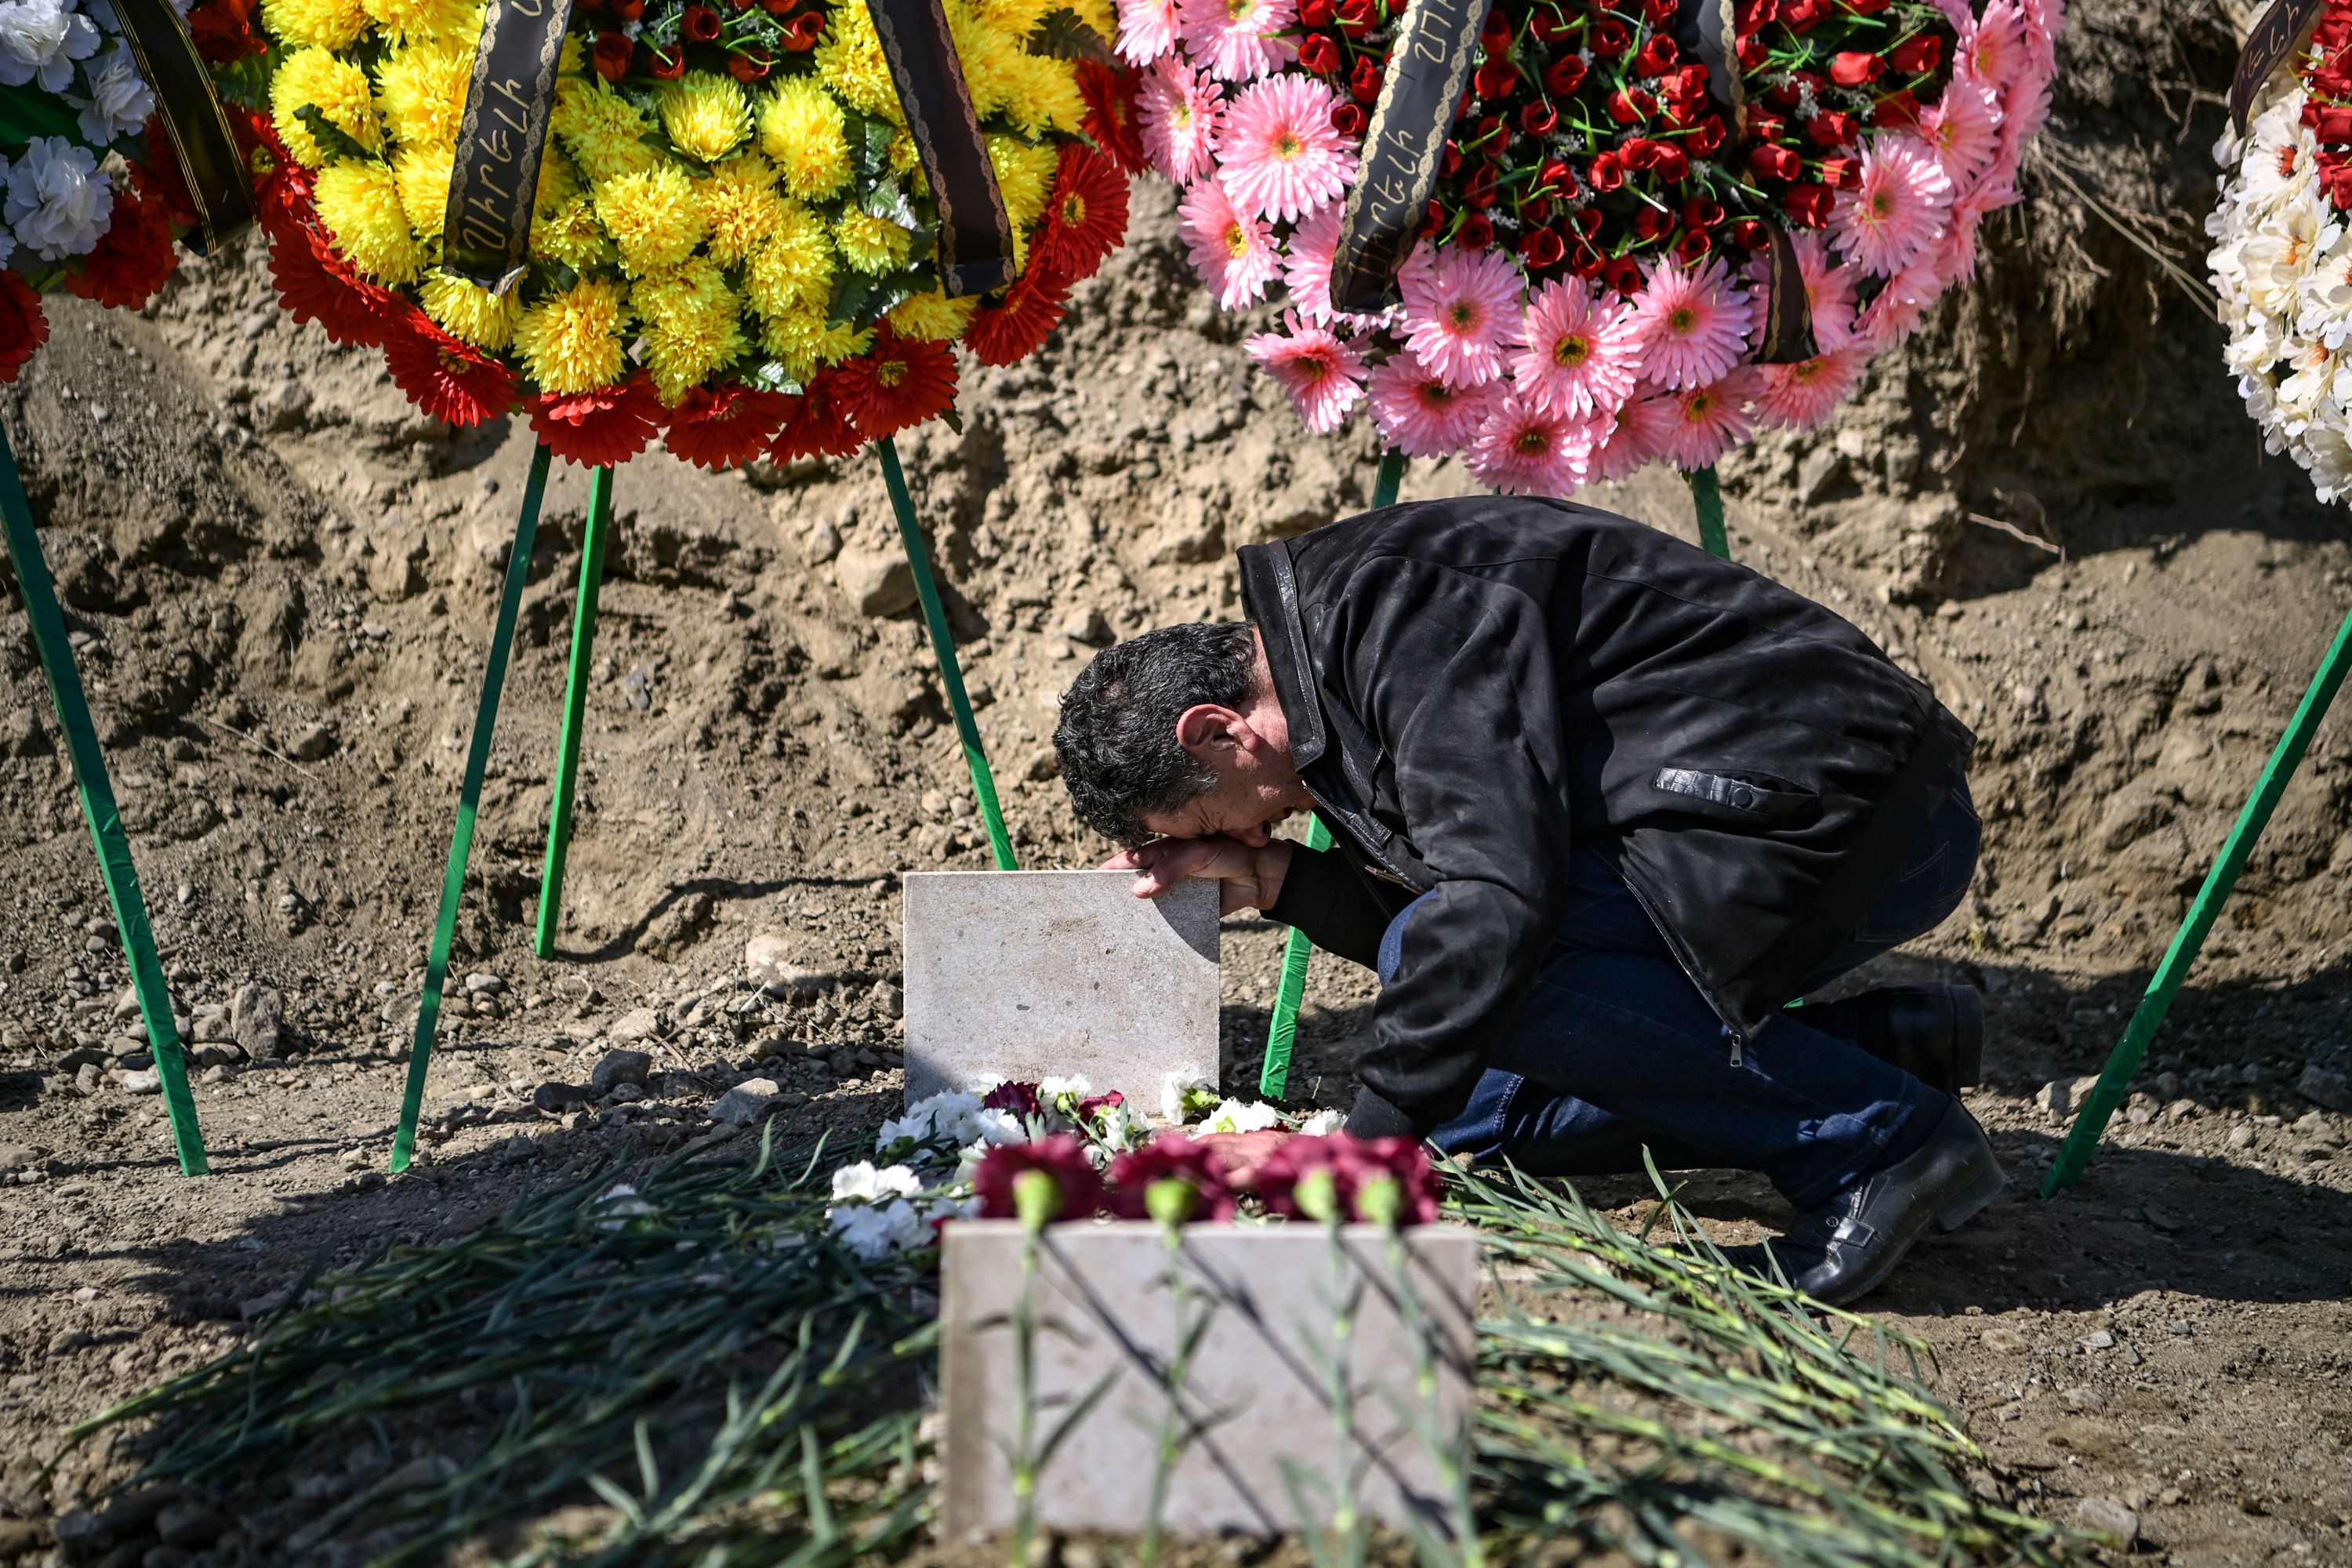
[1051,495,2002,1305]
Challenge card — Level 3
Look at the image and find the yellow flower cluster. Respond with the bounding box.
[269,0,1116,403]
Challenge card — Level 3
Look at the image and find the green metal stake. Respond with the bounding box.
[391,443,551,1174]
[0,420,207,1175]
[1260,449,1408,1099]
[535,465,615,958]
[1688,466,1731,559]
[878,435,1015,869]
[2044,598,2352,1196]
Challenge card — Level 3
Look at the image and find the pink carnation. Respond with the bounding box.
[1175,0,1295,82]
[1218,73,1355,223]
[1754,348,1867,432]
[1512,276,1640,420]
[1588,391,1676,482]
[1114,0,1178,63]
[1661,368,1761,471]
[1465,392,1595,497]
[1138,57,1224,187]
[1367,352,1500,457]
[1626,256,1757,391]
[1178,179,1279,310]
[1831,135,1952,278]
[1399,243,1524,390]
[1245,312,1366,432]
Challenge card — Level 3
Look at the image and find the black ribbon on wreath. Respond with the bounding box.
[2233,0,2325,132]
[111,0,256,252]
[1328,0,1817,362]
[442,0,575,293]
[866,0,1018,296]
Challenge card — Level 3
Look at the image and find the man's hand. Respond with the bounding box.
[1102,836,1293,914]
[1194,1129,1294,1190]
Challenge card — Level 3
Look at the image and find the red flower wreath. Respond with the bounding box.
[525,372,666,467]
[663,382,795,468]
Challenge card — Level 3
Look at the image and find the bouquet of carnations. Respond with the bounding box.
[2208,0,2352,503]
[1120,0,2057,495]
[226,0,1142,468]
[0,0,210,382]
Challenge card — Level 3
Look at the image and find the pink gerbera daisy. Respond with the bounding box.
[1831,136,1953,278]
[1178,179,1279,309]
[1994,52,2055,168]
[1114,0,1179,62]
[1587,391,1676,482]
[2017,0,2063,59]
[1367,352,1500,456]
[1936,181,2007,289]
[1175,0,1296,82]
[1399,244,1525,389]
[1661,368,1761,470]
[1921,71,1999,193]
[1960,0,2027,96]
[1218,74,1355,223]
[1245,312,1366,432]
[1625,256,1758,391]
[1512,276,1641,419]
[1787,230,1859,352]
[1465,392,1595,497]
[1138,57,1225,187]
[1854,258,1944,350]
[1755,348,1867,431]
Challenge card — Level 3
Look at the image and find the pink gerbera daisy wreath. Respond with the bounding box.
[1588,391,1677,483]
[1245,312,1366,432]
[1662,368,1762,470]
[1626,256,1756,391]
[1832,136,1954,278]
[1218,74,1356,223]
[1174,0,1296,83]
[1138,57,1225,187]
[1755,348,1868,431]
[1178,180,1279,309]
[1114,0,1178,63]
[1512,276,1640,419]
[1367,354,1500,456]
[1399,245,1524,389]
[1467,393,1593,496]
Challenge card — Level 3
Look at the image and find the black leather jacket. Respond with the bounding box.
[1242,497,1975,1140]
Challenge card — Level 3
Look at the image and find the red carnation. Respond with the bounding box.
[1806,108,1857,146]
[0,272,49,384]
[1633,33,1679,76]
[1472,58,1517,97]
[782,10,823,48]
[1633,203,1672,240]
[1331,100,1367,137]
[1298,0,1333,23]
[1457,211,1494,248]
[1607,87,1654,124]
[1603,254,1643,294]
[1543,53,1588,94]
[833,325,956,441]
[1478,5,1511,55]
[1033,147,1129,282]
[682,2,721,36]
[1536,157,1577,199]
[1076,61,1146,174]
[1727,217,1768,249]
[648,43,685,77]
[1829,49,1883,86]
[1110,1133,1237,1224]
[382,309,517,427]
[1257,1134,1439,1227]
[1518,100,1558,136]
[2308,103,2352,143]
[525,373,665,467]
[1783,181,1834,227]
[1588,150,1626,191]
[134,132,201,233]
[1517,226,1566,268]
[1530,6,1570,42]
[1688,114,1728,155]
[974,1136,1104,1228]
[1889,34,1940,74]
[770,366,866,460]
[186,0,264,60]
[1335,0,1374,34]
[67,187,177,311]
[1673,228,1713,263]
[1298,32,1338,73]
[982,1082,1044,1117]
[593,31,634,81]
[1591,16,1632,53]
[1463,163,1500,208]
[1818,154,1862,189]
[1681,197,1724,230]
[1350,56,1383,102]
[965,268,1069,367]
[664,382,793,468]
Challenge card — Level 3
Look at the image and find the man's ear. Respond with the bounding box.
[1174,702,1246,760]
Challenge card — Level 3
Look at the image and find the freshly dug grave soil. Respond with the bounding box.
[5,0,2352,1559]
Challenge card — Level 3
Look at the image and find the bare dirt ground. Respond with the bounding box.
[5,0,2352,1560]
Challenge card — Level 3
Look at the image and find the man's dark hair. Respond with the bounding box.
[1054,621,1258,845]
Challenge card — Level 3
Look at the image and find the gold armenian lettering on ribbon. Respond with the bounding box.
[2233,0,2327,132]
[864,0,1015,296]
[1330,0,1488,314]
[443,0,573,293]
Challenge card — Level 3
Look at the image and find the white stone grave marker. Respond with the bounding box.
[938,1220,1477,1540]
[901,870,1221,1106]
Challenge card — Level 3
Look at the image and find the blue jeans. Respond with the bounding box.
[1388,783,1981,1210]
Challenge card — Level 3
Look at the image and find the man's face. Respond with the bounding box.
[1135,699,1305,847]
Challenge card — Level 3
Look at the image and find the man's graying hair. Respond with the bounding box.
[1054,622,1258,846]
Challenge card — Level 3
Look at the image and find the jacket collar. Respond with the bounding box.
[1236,541,1327,771]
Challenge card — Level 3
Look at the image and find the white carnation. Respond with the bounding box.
[0,0,99,91]
[3,135,111,260]
[829,1160,922,1203]
[1296,1109,1345,1136]
[1160,1068,1214,1124]
[1194,1098,1281,1136]
[69,40,150,143]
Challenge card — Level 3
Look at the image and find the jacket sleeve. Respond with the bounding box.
[1261,834,1414,970]
[1330,557,1573,1141]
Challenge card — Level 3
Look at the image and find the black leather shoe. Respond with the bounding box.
[1722,1101,2005,1306]
[1796,984,1984,1098]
